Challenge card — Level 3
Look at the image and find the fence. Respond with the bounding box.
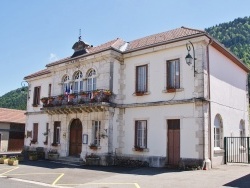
[224,137,250,164]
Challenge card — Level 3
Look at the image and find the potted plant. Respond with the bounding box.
[89,143,98,150]
[48,96,55,102]
[48,149,59,160]
[103,89,112,96]
[8,157,19,166]
[40,97,49,104]
[135,91,144,96]
[79,91,88,97]
[85,153,100,166]
[57,94,64,101]
[134,146,144,152]
[28,151,38,160]
[68,93,77,100]
[0,155,8,164]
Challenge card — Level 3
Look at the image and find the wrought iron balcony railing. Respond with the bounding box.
[40,89,112,108]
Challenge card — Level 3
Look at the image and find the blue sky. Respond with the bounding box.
[0,0,250,96]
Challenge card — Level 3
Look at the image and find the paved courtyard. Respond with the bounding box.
[0,160,249,188]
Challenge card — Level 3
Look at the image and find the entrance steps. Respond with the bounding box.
[55,156,85,166]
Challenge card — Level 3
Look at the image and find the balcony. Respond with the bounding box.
[40,89,112,115]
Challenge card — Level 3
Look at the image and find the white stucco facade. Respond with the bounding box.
[24,27,249,168]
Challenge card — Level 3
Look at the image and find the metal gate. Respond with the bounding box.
[224,137,250,164]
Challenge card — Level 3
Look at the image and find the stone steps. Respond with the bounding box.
[55,156,85,166]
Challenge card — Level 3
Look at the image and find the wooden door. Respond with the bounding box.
[168,119,180,165]
[69,119,82,156]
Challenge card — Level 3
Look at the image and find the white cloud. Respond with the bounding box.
[49,53,59,62]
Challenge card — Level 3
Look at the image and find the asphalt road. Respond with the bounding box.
[0,160,249,188]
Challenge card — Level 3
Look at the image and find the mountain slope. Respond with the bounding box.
[0,87,27,110]
[205,16,250,67]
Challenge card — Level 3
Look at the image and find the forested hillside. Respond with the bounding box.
[205,16,250,67]
[0,87,27,110]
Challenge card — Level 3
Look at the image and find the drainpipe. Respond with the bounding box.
[205,38,213,169]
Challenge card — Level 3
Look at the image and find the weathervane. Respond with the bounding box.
[79,29,81,41]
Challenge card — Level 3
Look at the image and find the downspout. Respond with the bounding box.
[206,38,213,168]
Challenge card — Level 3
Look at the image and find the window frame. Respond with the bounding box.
[92,121,101,146]
[31,123,38,143]
[134,120,147,149]
[214,115,223,150]
[135,64,148,93]
[53,121,61,145]
[87,69,97,91]
[73,71,83,93]
[166,59,180,90]
[33,86,41,106]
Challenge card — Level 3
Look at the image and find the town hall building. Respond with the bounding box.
[23,27,249,168]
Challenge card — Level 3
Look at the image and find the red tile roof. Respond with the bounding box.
[24,69,51,80]
[127,27,204,51]
[23,26,249,79]
[0,108,26,124]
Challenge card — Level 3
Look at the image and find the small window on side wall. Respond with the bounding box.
[135,65,148,95]
[167,59,180,91]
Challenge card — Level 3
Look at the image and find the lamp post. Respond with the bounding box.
[21,81,30,100]
[185,41,196,77]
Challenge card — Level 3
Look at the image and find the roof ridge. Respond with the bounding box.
[181,26,205,33]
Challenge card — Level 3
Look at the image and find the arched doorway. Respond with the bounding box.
[69,119,82,156]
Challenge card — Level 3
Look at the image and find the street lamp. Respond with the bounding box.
[185,41,197,77]
[21,81,30,99]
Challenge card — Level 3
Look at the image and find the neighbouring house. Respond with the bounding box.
[0,108,26,152]
[23,27,249,168]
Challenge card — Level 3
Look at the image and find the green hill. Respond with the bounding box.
[0,87,27,110]
[205,16,250,67]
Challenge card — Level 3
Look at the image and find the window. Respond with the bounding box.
[62,75,70,94]
[214,114,223,149]
[31,123,38,143]
[53,121,60,145]
[92,121,100,146]
[167,59,180,89]
[87,69,96,91]
[135,120,147,148]
[73,71,83,93]
[136,65,148,93]
[33,86,41,106]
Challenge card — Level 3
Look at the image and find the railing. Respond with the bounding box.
[40,89,112,108]
[224,137,250,164]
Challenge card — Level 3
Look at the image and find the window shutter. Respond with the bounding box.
[167,61,170,89]
[135,121,138,147]
[33,123,38,142]
[48,84,52,97]
[144,121,147,148]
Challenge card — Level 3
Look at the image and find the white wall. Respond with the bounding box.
[123,44,197,104]
[209,46,249,165]
[116,103,201,159]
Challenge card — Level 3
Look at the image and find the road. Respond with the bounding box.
[0,160,249,188]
